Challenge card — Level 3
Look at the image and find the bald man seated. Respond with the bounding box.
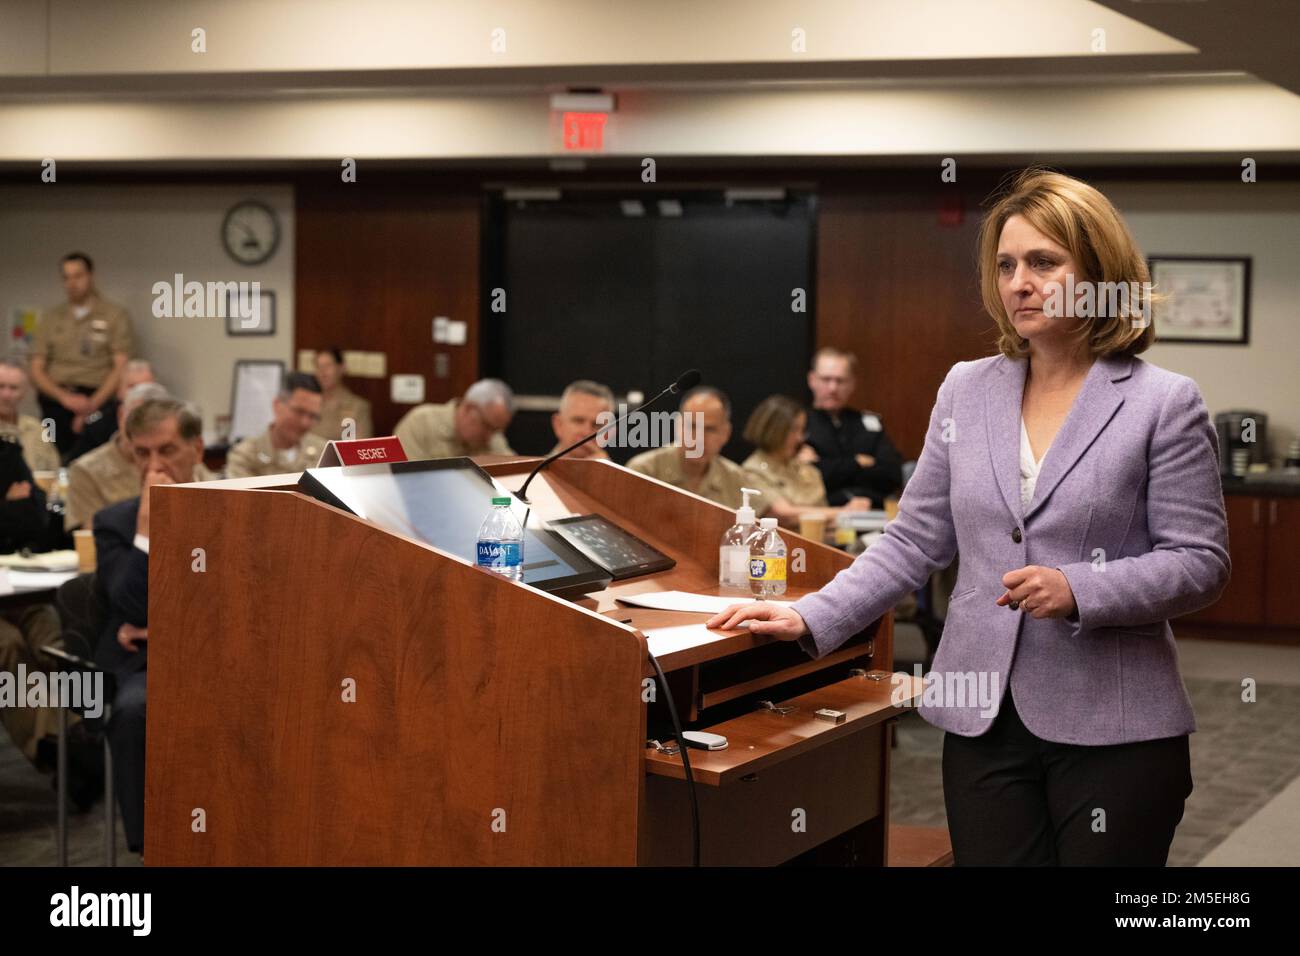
[0,357,60,475]
[394,378,517,460]
[626,386,767,514]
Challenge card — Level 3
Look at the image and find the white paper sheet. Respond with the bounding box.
[0,550,78,571]
[615,590,793,614]
[6,569,78,591]
[644,623,746,657]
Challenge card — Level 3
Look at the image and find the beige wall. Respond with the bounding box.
[1102,179,1300,462]
[0,184,294,443]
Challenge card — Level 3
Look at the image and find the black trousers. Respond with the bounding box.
[941,691,1192,866]
[106,668,147,853]
[37,387,116,464]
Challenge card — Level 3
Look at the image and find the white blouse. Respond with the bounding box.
[1019,418,1044,513]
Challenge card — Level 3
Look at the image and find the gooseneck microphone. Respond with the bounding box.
[514,369,702,503]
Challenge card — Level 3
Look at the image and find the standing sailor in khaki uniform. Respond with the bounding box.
[311,348,373,441]
[0,358,60,475]
[27,252,134,463]
[394,378,516,460]
[226,372,328,478]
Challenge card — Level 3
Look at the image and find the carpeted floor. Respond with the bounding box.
[888,675,1300,867]
[0,734,138,867]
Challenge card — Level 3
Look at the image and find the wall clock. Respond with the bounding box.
[222,199,281,266]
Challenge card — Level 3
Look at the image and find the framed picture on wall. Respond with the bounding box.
[229,359,284,444]
[1148,256,1250,345]
[226,288,276,336]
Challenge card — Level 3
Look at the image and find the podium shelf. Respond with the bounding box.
[644,672,922,786]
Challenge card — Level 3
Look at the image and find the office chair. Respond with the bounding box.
[38,572,117,867]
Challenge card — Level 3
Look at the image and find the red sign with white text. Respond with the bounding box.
[562,111,607,151]
[331,436,407,466]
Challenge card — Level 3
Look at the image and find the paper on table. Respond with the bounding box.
[0,550,79,572]
[615,590,794,614]
[7,570,78,591]
[644,623,746,657]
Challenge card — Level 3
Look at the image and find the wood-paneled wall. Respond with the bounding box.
[813,173,1005,459]
[295,180,482,435]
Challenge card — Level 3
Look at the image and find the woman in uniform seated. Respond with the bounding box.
[741,394,871,530]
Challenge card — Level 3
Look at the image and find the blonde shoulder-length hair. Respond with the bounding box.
[977,168,1160,360]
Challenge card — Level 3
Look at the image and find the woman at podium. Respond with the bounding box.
[708,168,1229,866]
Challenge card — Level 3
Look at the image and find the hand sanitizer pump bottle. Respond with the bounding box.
[719,487,762,591]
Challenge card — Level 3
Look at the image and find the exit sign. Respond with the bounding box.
[562,112,607,151]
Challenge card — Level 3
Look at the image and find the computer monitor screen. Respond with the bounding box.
[297,457,611,599]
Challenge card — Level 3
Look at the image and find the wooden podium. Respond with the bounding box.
[145,455,920,865]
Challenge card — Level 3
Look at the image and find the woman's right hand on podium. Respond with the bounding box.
[706,603,809,640]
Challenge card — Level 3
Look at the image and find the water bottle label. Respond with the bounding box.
[749,557,787,582]
[477,541,522,567]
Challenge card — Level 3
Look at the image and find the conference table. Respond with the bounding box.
[0,570,79,610]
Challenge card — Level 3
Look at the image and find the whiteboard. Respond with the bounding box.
[229,360,284,444]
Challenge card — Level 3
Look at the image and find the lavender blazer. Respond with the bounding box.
[791,353,1230,745]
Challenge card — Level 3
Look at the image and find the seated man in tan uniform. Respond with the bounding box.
[27,252,134,463]
[394,378,516,460]
[0,357,60,475]
[226,372,328,478]
[311,348,373,442]
[741,394,871,530]
[65,381,171,531]
[550,379,615,459]
[626,386,766,514]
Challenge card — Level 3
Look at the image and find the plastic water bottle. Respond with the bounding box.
[748,517,787,599]
[476,496,524,582]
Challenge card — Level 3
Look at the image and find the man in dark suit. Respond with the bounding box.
[802,346,904,506]
[93,396,204,854]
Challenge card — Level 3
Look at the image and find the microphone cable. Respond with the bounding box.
[648,648,701,867]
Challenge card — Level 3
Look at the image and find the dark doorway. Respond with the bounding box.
[482,189,816,462]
